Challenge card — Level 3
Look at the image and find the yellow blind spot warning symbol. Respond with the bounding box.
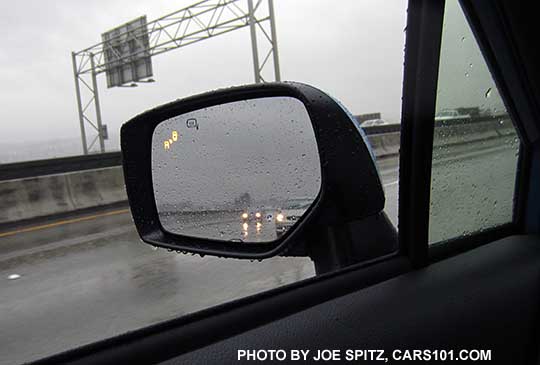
[164,130,179,150]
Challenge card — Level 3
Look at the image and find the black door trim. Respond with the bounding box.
[398,0,445,268]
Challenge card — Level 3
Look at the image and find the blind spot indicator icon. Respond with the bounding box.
[186,118,199,130]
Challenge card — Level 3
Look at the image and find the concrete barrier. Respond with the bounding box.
[0,166,126,225]
[0,115,518,226]
[366,131,400,158]
[364,115,516,158]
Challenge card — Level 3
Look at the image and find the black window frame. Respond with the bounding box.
[399,0,538,267]
[400,0,535,265]
[398,0,445,268]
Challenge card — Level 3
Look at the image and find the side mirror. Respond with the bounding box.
[121,82,386,261]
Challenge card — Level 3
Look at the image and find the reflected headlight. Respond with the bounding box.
[276,213,284,222]
[241,213,248,219]
[255,212,261,218]
[256,222,262,228]
[242,222,249,230]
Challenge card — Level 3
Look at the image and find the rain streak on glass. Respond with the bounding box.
[151,96,322,243]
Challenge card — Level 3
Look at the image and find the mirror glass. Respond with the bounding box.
[151,96,321,243]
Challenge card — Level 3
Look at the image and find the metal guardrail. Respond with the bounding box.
[361,114,510,135]
[0,114,511,181]
[0,151,122,181]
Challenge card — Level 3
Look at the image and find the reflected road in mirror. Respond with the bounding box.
[159,210,279,242]
[151,96,321,243]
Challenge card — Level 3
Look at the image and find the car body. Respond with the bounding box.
[241,210,263,223]
[360,118,387,127]
[434,109,471,121]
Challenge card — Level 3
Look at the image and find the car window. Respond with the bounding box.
[428,1,520,244]
[0,1,406,363]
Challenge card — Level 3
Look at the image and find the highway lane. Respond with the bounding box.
[0,157,399,365]
[0,139,515,364]
[160,211,279,242]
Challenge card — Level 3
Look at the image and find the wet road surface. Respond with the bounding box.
[0,140,517,364]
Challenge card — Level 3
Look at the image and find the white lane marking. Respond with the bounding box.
[384,180,399,187]
[7,274,21,280]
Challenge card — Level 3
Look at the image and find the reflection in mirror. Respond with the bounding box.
[151,97,321,243]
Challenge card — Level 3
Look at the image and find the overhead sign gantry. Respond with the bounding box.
[72,0,280,154]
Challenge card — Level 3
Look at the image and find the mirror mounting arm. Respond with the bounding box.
[308,223,355,275]
[308,212,398,275]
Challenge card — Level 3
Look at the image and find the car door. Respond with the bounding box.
[32,0,540,364]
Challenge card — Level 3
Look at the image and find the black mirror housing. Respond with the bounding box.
[121,82,385,259]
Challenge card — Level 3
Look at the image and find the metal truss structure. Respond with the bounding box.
[72,0,280,154]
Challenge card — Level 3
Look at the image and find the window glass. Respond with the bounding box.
[0,1,406,363]
[429,1,520,244]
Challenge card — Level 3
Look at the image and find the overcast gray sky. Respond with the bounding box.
[0,0,408,149]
